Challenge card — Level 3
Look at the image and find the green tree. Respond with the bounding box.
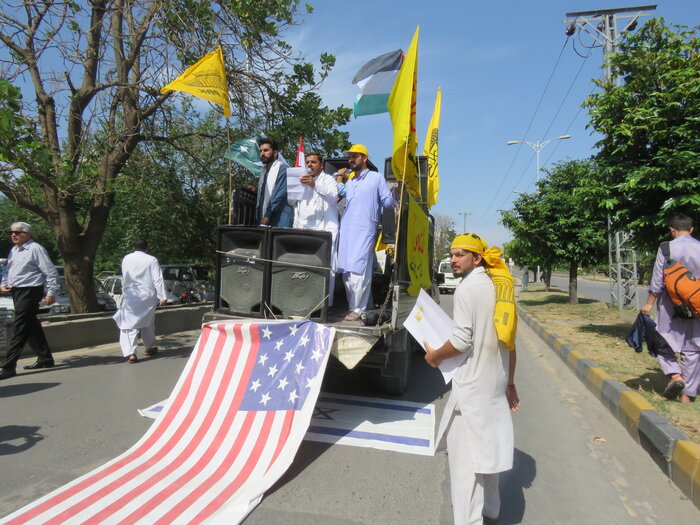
[501,159,607,303]
[0,1,348,312]
[584,18,700,252]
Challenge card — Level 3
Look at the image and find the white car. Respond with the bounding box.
[437,258,460,294]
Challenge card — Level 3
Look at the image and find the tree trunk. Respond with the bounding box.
[569,259,578,305]
[544,266,552,291]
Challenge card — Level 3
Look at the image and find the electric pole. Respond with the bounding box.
[563,5,656,309]
[458,211,471,233]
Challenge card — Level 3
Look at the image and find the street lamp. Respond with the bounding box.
[506,134,571,284]
[506,134,571,181]
[458,211,471,233]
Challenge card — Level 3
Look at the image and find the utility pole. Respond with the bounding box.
[563,5,656,309]
[458,211,471,233]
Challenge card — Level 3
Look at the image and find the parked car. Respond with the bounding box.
[44,276,118,315]
[161,264,215,304]
[102,275,123,308]
[436,257,460,294]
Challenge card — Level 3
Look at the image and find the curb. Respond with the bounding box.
[518,305,700,510]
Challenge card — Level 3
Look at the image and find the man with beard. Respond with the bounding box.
[255,138,293,227]
[424,233,520,525]
[291,152,339,305]
[336,144,396,321]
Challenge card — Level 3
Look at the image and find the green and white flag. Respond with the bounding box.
[352,49,404,117]
[226,137,263,174]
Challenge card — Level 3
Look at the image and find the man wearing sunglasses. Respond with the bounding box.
[0,222,59,380]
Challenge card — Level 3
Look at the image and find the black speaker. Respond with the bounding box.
[384,155,428,198]
[216,226,269,316]
[268,228,331,321]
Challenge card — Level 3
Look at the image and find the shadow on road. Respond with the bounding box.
[0,381,59,398]
[0,425,44,455]
[499,448,536,524]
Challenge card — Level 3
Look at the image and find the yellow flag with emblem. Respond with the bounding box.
[406,195,432,296]
[161,47,231,118]
[423,87,441,209]
[387,27,421,198]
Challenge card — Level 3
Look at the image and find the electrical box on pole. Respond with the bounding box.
[562,5,656,309]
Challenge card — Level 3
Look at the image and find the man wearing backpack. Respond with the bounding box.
[641,214,700,402]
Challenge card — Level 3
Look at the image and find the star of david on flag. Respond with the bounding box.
[1,320,335,525]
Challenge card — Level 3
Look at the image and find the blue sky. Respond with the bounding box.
[287,1,699,248]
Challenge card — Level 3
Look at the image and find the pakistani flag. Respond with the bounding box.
[226,137,263,175]
[352,49,404,117]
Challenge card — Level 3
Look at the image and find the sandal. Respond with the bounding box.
[145,347,158,357]
[128,354,138,363]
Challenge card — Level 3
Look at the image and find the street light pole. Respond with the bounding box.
[458,211,471,233]
[507,134,571,284]
[507,135,571,182]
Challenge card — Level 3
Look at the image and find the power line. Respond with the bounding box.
[472,36,570,227]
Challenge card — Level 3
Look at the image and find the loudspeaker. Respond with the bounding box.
[216,226,269,316]
[230,186,257,226]
[383,155,428,197]
[268,228,331,321]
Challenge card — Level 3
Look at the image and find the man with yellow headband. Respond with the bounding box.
[425,233,520,525]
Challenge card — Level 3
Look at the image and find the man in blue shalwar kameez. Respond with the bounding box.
[336,145,396,321]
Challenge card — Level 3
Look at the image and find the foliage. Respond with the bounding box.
[0,0,349,311]
[432,214,457,267]
[501,159,608,302]
[584,18,700,252]
[0,198,59,262]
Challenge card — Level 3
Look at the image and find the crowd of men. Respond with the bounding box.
[254,138,397,321]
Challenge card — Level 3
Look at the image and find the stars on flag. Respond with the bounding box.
[239,321,334,412]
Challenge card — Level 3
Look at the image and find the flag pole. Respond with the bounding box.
[393,140,410,272]
[219,38,233,225]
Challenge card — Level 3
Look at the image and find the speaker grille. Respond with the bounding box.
[268,229,331,321]
[216,226,268,316]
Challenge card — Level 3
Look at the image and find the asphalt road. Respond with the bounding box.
[1,296,698,523]
[514,270,647,306]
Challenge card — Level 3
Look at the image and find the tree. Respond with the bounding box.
[584,18,700,252]
[432,213,456,267]
[501,159,607,303]
[0,1,349,312]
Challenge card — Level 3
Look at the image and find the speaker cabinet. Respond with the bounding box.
[216,226,269,316]
[268,229,331,321]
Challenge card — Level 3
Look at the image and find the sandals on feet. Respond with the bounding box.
[128,354,138,363]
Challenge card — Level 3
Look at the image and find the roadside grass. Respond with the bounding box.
[518,286,700,444]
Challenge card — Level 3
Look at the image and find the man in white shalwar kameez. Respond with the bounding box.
[425,233,521,525]
[113,240,167,362]
[290,153,339,306]
[336,144,396,320]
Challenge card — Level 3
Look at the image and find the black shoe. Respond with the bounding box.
[0,368,17,380]
[664,380,685,400]
[23,360,55,370]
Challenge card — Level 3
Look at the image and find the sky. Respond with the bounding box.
[285,0,699,248]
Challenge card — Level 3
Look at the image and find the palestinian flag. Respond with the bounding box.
[352,49,404,117]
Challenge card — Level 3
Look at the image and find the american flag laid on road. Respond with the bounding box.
[1,320,334,525]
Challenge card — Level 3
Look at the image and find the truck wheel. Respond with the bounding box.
[380,348,411,395]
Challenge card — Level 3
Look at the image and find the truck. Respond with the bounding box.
[203,156,436,395]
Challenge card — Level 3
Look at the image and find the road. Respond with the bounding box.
[514,270,648,306]
[1,297,698,523]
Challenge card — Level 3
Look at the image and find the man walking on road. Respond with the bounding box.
[0,222,59,380]
[113,239,167,363]
[641,214,700,402]
[425,233,520,525]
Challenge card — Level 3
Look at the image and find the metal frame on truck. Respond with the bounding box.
[204,156,436,395]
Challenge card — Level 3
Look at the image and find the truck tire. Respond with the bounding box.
[380,348,410,395]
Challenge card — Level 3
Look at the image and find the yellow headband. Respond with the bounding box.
[451,233,505,270]
[451,233,487,254]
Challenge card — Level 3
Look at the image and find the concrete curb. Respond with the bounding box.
[518,305,700,510]
[9,304,212,354]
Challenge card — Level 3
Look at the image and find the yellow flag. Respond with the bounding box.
[406,195,432,296]
[423,87,441,209]
[387,27,421,198]
[161,47,231,118]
